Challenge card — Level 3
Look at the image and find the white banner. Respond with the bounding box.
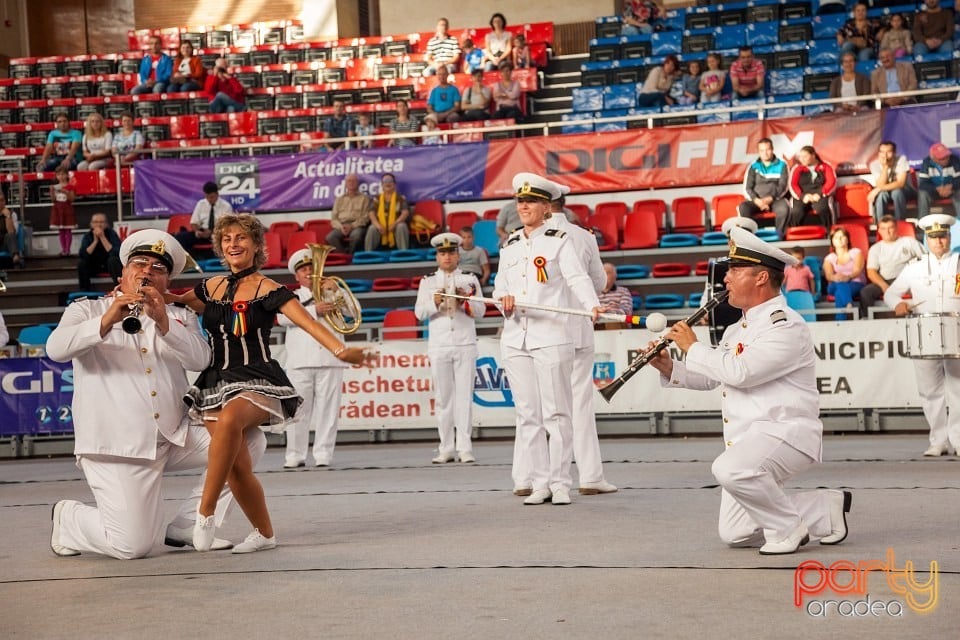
[275,319,925,430]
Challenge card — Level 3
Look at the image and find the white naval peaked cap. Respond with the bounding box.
[553,182,572,198]
[727,226,798,270]
[512,172,561,201]
[431,232,463,251]
[918,213,956,238]
[119,229,187,277]
[721,216,759,235]
[288,248,312,274]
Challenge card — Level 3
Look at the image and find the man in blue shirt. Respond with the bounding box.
[131,35,173,95]
[37,112,82,172]
[917,143,960,218]
[323,100,356,150]
[427,73,461,123]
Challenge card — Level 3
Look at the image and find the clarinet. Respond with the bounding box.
[598,290,730,403]
[121,278,148,334]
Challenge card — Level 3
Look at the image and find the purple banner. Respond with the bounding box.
[0,358,74,436]
[133,144,491,217]
[882,102,960,168]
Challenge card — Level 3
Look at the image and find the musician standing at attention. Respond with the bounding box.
[280,248,357,469]
[649,227,851,554]
[415,233,485,463]
[46,229,265,558]
[884,213,960,456]
[493,173,602,506]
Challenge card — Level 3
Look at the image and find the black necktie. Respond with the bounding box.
[207,204,216,232]
[225,265,258,301]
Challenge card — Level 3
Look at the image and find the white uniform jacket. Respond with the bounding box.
[277,286,348,369]
[661,295,823,461]
[493,225,601,350]
[46,296,211,459]
[414,269,485,348]
[884,252,960,313]
[547,214,606,349]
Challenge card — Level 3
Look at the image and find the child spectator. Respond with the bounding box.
[461,39,484,74]
[457,226,490,285]
[879,13,912,58]
[678,60,702,105]
[354,112,375,149]
[511,34,531,69]
[50,167,77,257]
[699,53,726,103]
[784,246,815,293]
[421,114,445,145]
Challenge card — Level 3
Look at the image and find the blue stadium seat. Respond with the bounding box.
[603,84,636,110]
[765,93,804,118]
[651,31,682,55]
[472,220,500,258]
[768,69,804,95]
[351,251,390,265]
[688,291,703,307]
[747,22,778,47]
[658,11,685,32]
[644,293,686,310]
[755,228,780,242]
[803,102,833,116]
[561,112,594,134]
[616,264,651,280]
[854,60,878,77]
[785,290,817,322]
[731,97,764,121]
[807,39,840,66]
[714,24,747,50]
[200,258,227,272]
[659,234,700,248]
[696,101,732,124]
[700,231,729,246]
[360,307,390,323]
[572,86,604,112]
[17,325,53,355]
[804,255,823,301]
[811,13,845,40]
[342,278,372,293]
[595,110,628,132]
[387,249,425,262]
[632,294,643,310]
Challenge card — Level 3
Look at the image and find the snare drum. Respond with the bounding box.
[904,313,960,359]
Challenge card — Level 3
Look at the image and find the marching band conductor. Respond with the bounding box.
[648,227,851,554]
[46,229,265,558]
[493,173,602,506]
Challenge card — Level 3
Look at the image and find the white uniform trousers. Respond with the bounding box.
[913,358,960,450]
[571,344,606,485]
[504,343,576,493]
[284,366,344,465]
[60,425,266,559]
[430,345,478,456]
[712,432,832,546]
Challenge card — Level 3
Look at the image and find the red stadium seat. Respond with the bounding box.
[566,203,591,227]
[482,209,499,221]
[835,182,872,228]
[410,275,424,289]
[286,230,318,256]
[632,199,668,235]
[694,260,710,276]
[269,221,301,257]
[671,196,707,235]
[651,262,692,277]
[833,223,869,255]
[371,277,409,291]
[323,252,352,266]
[166,213,193,235]
[446,211,478,235]
[710,193,743,230]
[784,225,827,241]
[262,232,285,268]
[620,210,659,249]
[587,211,618,251]
[382,309,419,340]
[896,220,918,240]
[594,201,629,234]
[304,219,333,243]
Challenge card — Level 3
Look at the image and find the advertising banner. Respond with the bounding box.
[0,358,75,436]
[881,102,960,168]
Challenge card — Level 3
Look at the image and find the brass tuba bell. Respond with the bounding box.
[307,243,362,334]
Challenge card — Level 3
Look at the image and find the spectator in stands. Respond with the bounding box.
[423,17,461,77]
[176,181,234,253]
[878,13,913,58]
[0,192,22,269]
[788,145,837,229]
[917,142,960,218]
[77,112,114,171]
[859,215,924,319]
[512,34,531,69]
[491,62,523,122]
[461,69,492,121]
[131,35,172,95]
[37,112,81,172]
[621,0,663,36]
[458,226,490,285]
[867,140,913,220]
[823,226,866,318]
[836,2,880,62]
[871,48,918,107]
[205,58,247,114]
[168,41,207,94]
[598,263,633,317]
[678,60,702,106]
[421,114,445,145]
[388,99,420,147]
[461,38,484,74]
[729,46,765,99]
[829,52,872,113]
[365,173,411,251]
[699,53,726,104]
[111,112,145,164]
[784,247,815,294]
[637,55,680,108]
[738,137,791,236]
[322,99,356,150]
[426,72,461,123]
[495,199,521,244]
[77,213,122,290]
[326,174,370,254]
[353,112,374,149]
[913,0,954,55]
[483,13,513,72]
[50,167,77,257]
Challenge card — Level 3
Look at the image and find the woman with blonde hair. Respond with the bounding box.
[77,112,114,171]
[171,213,369,553]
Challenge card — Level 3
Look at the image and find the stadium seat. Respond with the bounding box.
[659,234,700,248]
[472,220,500,257]
[700,231,729,246]
[413,199,445,234]
[633,199,668,235]
[323,252,352,266]
[755,228,780,242]
[671,196,707,234]
[351,251,390,264]
[803,255,823,300]
[835,182,872,228]
[566,203,591,227]
[165,213,193,236]
[616,264,650,280]
[643,293,686,309]
[387,249,426,262]
[588,211,619,251]
[897,220,918,241]
[382,309,420,340]
[262,232,285,268]
[688,291,703,307]
[286,230,318,256]
[594,201,629,234]
[482,209,499,221]
[785,290,817,322]
[361,307,391,323]
[694,261,710,276]
[342,278,373,293]
[651,262,692,277]
[303,219,333,242]
[784,225,827,241]
[834,224,869,256]
[446,211,478,235]
[620,211,659,249]
[710,193,743,230]
[17,324,53,357]
[269,221,301,258]
[371,277,409,291]
[200,258,227,272]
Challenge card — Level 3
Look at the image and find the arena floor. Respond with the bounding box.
[2,433,956,638]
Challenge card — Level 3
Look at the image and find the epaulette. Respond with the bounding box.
[770,309,788,325]
[506,228,523,246]
[544,228,566,238]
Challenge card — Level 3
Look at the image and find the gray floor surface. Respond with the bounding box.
[1,433,956,639]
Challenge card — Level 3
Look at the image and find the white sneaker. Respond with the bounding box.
[923,444,948,457]
[759,524,810,555]
[193,511,216,552]
[820,491,852,545]
[523,488,552,505]
[283,460,305,469]
[232,529,277,554]
[50,500,80,557]
[458,451,476,463]
[551,488,571,505]
[578,481,618,495]
[165,524,233,551]
[432,452,455,464]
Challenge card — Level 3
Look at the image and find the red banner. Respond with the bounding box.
[483,111,881,198]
